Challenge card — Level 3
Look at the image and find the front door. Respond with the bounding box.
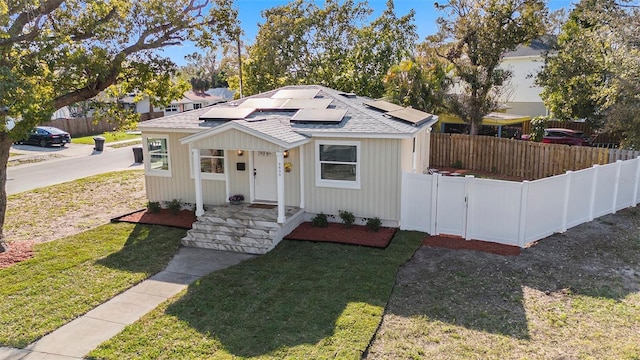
[253,151,277,202]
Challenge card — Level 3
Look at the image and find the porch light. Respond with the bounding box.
[283,150,289,158]
[237,150,244,156]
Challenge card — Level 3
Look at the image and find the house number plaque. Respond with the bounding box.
[258,151,272,156]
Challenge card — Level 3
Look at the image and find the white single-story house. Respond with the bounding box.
[164,91,225,115]
[138,85,437,254]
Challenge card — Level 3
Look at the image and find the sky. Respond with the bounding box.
[164,0,575,67]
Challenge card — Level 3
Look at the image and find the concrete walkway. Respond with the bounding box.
[0,248,255,360]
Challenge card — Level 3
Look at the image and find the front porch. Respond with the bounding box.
[182,204,304,254]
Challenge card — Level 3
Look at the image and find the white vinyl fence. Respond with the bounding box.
[400,157,640,247]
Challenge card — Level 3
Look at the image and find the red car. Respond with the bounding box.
[541,128,592,146]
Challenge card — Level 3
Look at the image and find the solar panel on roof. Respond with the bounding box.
[290,108,347,123]
[199,107,255,120]
[281,98,333,109]
[238,98,288,109]
[271,89,320,99]
[364,100,405,112]
[385,108,433,125]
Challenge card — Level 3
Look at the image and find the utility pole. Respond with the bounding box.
[236,34,243,99]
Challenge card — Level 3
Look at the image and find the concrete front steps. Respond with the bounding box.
[182,204,303,254]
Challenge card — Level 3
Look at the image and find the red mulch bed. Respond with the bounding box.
[0,241,35,269]
[423,234,521,256]
[285,222,397,248]
[112,208,197,229]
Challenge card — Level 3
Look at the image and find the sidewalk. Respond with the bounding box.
[0,248,255,360]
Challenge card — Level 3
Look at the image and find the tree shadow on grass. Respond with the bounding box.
[385,210,640,340]
[95,224,185,275]
[163,232,424,358]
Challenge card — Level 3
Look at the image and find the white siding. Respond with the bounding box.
[145,131,302,207]
[302,137,403,222]
[145,133,227,205]
[193,128,282,151]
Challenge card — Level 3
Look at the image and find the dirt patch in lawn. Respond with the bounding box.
[431,166,528,181]
[423,234,521,256]
[365,208,640,359]
[112,208,197,229]
[285,222,398,248]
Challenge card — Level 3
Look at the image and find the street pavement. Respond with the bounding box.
[7,141,143,195]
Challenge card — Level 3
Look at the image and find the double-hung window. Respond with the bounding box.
[165,104,179,113]
[198,149,225,180]
[145,136,171,176]
[316,140,360,189]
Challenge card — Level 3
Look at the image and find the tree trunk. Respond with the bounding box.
[0,132,12,252]
[469,120,479,136]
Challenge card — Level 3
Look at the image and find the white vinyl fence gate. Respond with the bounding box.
[400,157,640,247]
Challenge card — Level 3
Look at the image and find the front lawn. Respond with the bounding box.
[89,231,425,359]
[0,223,184,348]
[6,170,146,244]
[71,131,140,145]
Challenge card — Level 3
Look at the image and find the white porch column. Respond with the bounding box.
[299,146,305,208]
[276,151,286,223]
[191,148,205,216]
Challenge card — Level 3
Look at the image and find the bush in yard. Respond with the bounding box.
[147,201,162,214]
[366,217,382,232]
[451,160,464,169]
[165,199,182,215]
[339,210,355,228]
[311,213,329,228]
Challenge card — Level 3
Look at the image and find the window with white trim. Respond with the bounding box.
[145,136,171,176]
[193,103,202,110]
[316,140,360,189]
[165,104,179,113]
[198,149,225,180]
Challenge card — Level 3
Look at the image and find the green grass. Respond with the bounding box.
[9,152,19,157]
[0,223,184,347]
[88,231,425,359]
[71,131,140,145]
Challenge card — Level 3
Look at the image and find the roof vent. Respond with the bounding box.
[339,92,357,98]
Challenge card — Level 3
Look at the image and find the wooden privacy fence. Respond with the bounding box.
[430,133,640,180]
[43,117,118,137]
[44,112,164,137]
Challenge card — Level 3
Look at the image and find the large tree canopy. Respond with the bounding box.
[427,0,547,135]
[0,0,237,252]
[382,44,451,114]
[537,0,640,148]
[238,0,417,98]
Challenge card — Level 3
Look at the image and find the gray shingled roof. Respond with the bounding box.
[504,38,552,58]
[138,85,436,145]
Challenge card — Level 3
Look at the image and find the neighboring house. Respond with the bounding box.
[500,38,551,117]
[138,85,437,254]
[164,91,225,116]
[116,93,164,121]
